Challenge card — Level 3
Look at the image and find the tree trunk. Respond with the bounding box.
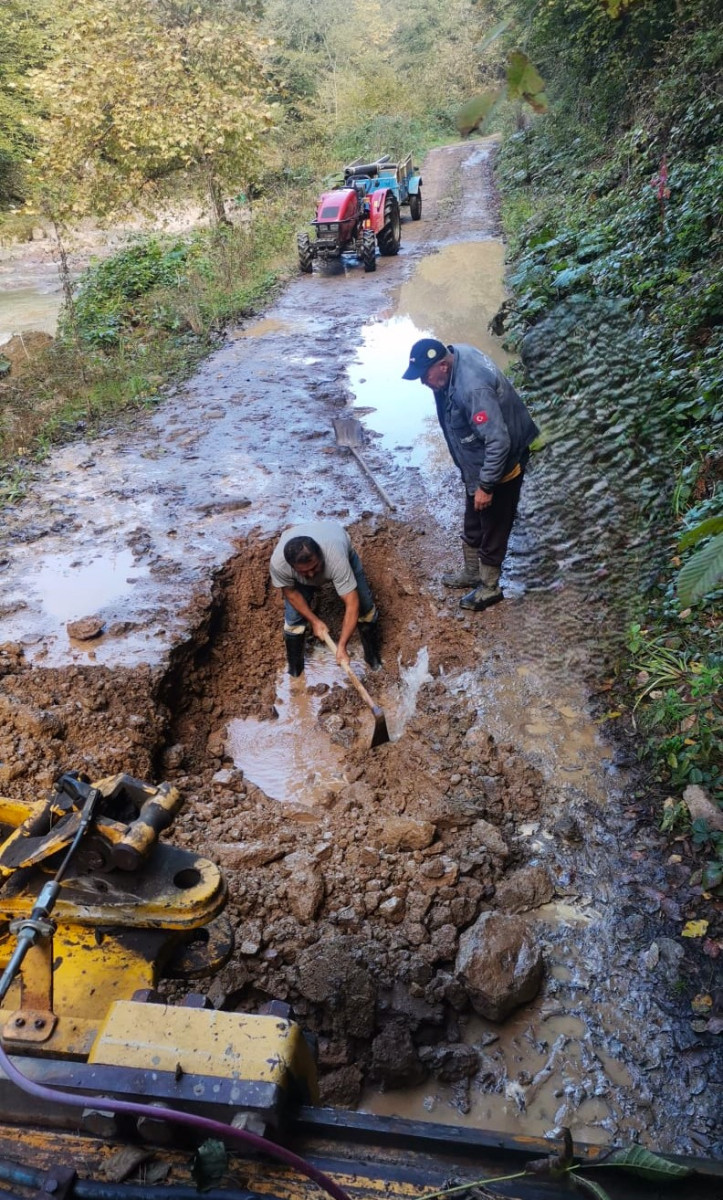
[49,217,87,383]
[202,158,231,227]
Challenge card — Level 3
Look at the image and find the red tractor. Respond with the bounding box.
[297,160,403,274]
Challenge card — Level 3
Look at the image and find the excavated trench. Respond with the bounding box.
[0,139,720,1156]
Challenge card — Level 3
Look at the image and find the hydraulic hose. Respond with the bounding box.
[0,1159,263,1200]
[0,1045,350,1200]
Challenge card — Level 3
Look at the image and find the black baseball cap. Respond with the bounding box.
[402,338,449,380]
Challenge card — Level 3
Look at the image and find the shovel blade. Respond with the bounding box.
[332,414,364,448]
[370,705,390,748]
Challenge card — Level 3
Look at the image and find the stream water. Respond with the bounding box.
[0,287,62,345]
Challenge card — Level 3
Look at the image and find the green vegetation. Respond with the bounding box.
[494,0,722,845]
[0,201,300,495]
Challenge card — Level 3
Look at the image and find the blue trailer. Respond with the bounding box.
[343,153,423,220]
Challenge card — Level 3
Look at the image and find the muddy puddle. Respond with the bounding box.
[228,645,432,804]
[0,139,720,1158]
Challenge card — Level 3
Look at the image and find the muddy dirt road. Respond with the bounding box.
[0,141,720,1155]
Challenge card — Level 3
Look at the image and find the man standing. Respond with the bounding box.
[270,521,382,676]
[403,338,538,611]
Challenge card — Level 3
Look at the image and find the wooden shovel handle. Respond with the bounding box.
[321,631,380,713]
[349,448,397,512]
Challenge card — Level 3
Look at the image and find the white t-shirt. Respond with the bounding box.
[270,522,358,595]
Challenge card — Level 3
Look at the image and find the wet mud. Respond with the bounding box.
[0,140,720,1155]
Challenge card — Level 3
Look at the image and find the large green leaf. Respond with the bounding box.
[474,19,512,56]
[677,532,723,606]
[572,1175,612,1200]
[507,51,545,102]
[455,88,502,137]
[600,1146,692,1180]
[678,514,723,551]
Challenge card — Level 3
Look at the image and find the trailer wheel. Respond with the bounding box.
[361,229,377,272]
[409,190,422,221]
[377,195,401,256]
[297,232,313,274]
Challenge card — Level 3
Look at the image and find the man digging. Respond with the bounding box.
[270,520,382,675]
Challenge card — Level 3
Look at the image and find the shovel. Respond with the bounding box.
[332,414,396,512]
[321,631,390,748]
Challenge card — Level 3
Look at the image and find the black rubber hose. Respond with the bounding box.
[0,1160,266,1200]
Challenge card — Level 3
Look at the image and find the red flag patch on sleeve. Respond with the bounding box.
[473,411,488,424]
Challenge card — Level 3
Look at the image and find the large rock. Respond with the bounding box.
[471,819,510,861]
[211,840,285,869]
[369,1023,426,1090]
[455,912,543,1022]
[493,865,554,913]
[286,866,325,923]
[296,939,376,1038]
[419,1043,479,1081]
[375,817,436,851]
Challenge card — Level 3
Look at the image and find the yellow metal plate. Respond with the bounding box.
[88,1001,318,1094]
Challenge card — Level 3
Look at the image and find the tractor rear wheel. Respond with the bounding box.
[409,190,422,221]
[297,232,313,274]
[377,195,401,256]
[361,229,377,272]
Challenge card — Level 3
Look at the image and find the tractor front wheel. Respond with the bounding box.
[409,190,422,221]
[361,229,377,272]
[297,232,313,274]
[377,195,401,256]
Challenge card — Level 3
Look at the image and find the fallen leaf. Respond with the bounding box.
[682,919,709,938]
[103,1148,153,1183]
[691,993,713,1015]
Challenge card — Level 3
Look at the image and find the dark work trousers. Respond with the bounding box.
[461,470,525,568]
[283,549,376,632]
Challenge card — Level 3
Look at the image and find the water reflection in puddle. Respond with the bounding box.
[346,242,512,476]
[397,241,512,369]
[31,548,143,622]
[226,652,349,806]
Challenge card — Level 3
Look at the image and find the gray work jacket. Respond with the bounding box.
[433,344,538,493]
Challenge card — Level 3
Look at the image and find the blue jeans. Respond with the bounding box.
[284,549,376,632]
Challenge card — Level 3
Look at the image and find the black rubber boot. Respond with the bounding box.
[284,632,306,676]
[358,621,382,671]
[442,542,481,588]
[459,564,503,611]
